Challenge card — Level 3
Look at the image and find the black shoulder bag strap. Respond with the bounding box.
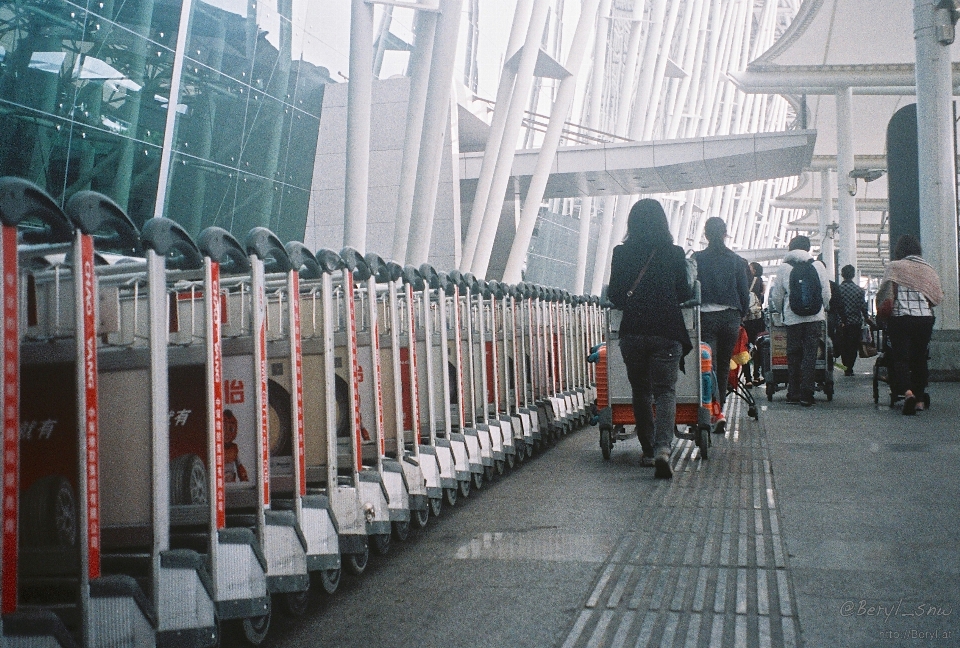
[625,250,656,298]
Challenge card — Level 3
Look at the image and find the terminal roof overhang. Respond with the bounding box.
[458,130,817,203]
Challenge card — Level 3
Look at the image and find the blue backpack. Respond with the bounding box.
[787,259,823,316]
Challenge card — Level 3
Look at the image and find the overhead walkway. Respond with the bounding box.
[259,365,960,648]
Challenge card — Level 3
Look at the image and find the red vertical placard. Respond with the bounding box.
[346,273,363,473]
[258,285,270,508]
[2,226,19,613]
[407,286,420,445]
[210,264,226,530]
[80,235,100,580]
[292,274,306,496]
[452,286,465,431]
[369,287,384,457]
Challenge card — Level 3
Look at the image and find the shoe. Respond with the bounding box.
[844,368,854,376]
[654,449,673,479]
[744,381,754,388]
[834,361,847,372]
[639,454,655,467]
[712,414,726,434]
[785,396,801,405]
[800,398,814,407]
[902,392,917,415]
[754,377,765,386]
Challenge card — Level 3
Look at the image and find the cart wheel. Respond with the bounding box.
[748,407,758,420]
[429,496,443,517]
[472,471,484,490]
[392,520,410,541]
[447,484,460,506]
[890,393,897,409]
[313,567,340,595]
[599,427,612,461]
[483,465,494,482]
[372,533,391,555]
[413,507,429,529]
[233,605,271,646]
[281,590,309,617]
[697,426,710,461]
[495,459,505,476]
[826,388,833,402]
[170,453,209,506]
[922,393,931,408]
[873,378,879,404]
[766,383,775,402]
[455,479,468,501]
[20,475,78,548]
[346,545,369,575]
[515,443,526,463]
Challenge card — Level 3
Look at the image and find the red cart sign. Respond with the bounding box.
[2,226,19,613]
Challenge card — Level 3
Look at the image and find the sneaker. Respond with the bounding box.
[844,369,854,377]
[902,392,917,415]
[639,454,655,467]
[712,414,726,434]
[654,449,673,479]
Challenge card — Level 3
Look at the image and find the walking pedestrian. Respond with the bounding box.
[836,264,867,376]
[769,236,832,406]
[742,262,766,386]
[876,235,943,415]
[608,199,693,479]
[692,217,750,431]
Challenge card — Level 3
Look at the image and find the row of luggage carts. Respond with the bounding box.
[0,178,602,647]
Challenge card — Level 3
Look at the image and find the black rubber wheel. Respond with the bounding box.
[922,393,931,408]
[697,426,710,461]
[446,485,460,506]
[170,453,209,506]
[748,407,758,420]
[495,459,505,475]
[372,533,391,555]
[313,567,340,595]
[392,520,410,542]
[429,496,443,517]
[506,452,516,470]
[472,471,484,490]
[281,590,309,617]
[890,393,897,409]
[766,383,775,402]
[826,389,833,402]
[20,475,77,547]
[346,545,369,575]
[230,603,271,646]
[873,378,879,404]
[600,427,612,461]
[413,507,429,529]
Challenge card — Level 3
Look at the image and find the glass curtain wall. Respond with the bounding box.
[0,0,335,243]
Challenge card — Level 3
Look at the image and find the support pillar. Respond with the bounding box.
[344,0,375,252]
[819,169,836,281]
[835,86,857,273]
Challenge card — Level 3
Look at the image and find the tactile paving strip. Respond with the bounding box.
[559,395,802,648]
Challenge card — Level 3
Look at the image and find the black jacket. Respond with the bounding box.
[608,242,693,357]
[691,244,750,316]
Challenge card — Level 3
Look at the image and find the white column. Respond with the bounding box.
[469,0,552,277]
[835,86,857,273]
[819,169,836,281]
[344,0,375,252]
[459,0,536,270]
[614,0,648,132]
[405,0,465,265]
[502,0,604,284]
[914,0,960,330]
[392,7,438,262]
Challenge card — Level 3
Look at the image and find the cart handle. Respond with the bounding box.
[285,242,321,279]
[340,247,371,280]
[142,218,203,270]
[0,177,74,243]
[382,260,404,284]
[245,227,291,273]
[315,248,345,274]
[65,190,142,256]
[402,265,424,290]
[197,227,251,274]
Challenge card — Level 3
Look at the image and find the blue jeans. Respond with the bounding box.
[619,335,682,455]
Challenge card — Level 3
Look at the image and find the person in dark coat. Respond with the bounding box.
[743,262,766,386]
[691,217,750,431]
[608,199,693,479]
[836,264,867,376]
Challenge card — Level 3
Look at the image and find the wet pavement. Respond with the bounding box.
[262,364,960,648]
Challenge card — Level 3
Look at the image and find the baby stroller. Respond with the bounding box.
[726,327,760,420]
[872,325,932,409]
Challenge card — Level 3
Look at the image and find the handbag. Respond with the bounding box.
[744,277,763,321]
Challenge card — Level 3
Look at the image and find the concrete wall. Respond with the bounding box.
[304,77,461,271]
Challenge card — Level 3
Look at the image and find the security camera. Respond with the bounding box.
[935,0,960,45]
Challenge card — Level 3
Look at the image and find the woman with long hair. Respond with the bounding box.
[607,199,693,478]
[877,234,943,414]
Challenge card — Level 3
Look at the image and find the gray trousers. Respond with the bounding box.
[619,334,682,455]
[786,321,820,400]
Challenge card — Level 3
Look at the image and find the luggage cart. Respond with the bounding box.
[597,285,712,461]
[166,227,272,645]
[761,314,835,402]
[1,178,84,648]
[487,281,525,469]
[260,240,341,609]
[338,249,395,557]
[398,265,445,521]
[512,285,539,456]
[13,187,159,647]
[307,249,370,578]
[468,276,505,480]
